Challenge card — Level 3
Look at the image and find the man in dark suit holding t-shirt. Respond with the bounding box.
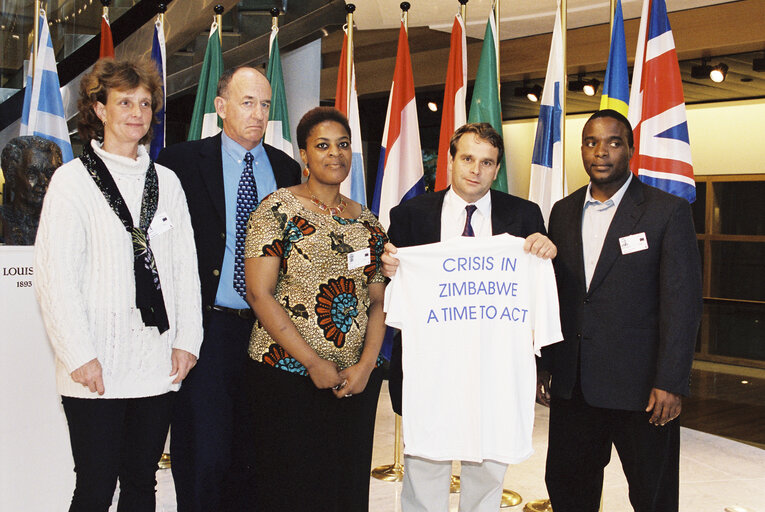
[538,109,702,512]
[157,66,300,512]
[382,123,556,512]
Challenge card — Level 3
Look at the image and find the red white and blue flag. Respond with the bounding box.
[335,29,367,205]
[371,22,424,230]
[434,12,467,192]
[628,0,695,203]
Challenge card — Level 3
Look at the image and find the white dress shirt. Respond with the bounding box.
[440,188,493,241]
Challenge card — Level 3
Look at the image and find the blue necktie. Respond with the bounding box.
[234,152,257,299]
[462,205,477,237]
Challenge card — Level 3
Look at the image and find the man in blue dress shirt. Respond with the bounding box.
[157,66,301,512]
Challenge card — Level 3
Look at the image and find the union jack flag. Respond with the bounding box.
[627,0,695,203]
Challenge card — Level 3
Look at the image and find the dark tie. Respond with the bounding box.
[462,204,477,237]
[234,151,258,299]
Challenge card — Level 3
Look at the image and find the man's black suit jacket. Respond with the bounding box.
[386,188,546,415]
[156,134,301,314]
[541,177,702,411]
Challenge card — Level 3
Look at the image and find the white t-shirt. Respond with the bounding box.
[384,234,562,464]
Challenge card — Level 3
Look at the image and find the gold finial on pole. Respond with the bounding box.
[214,4,224,45]
[345,4,356,111]
[270,7,279,30]
[400,2,410,33]
[158,2,167,25]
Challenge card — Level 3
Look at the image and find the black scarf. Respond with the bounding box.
[81,143,169,334]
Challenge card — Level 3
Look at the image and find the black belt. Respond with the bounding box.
[211,305,255,320]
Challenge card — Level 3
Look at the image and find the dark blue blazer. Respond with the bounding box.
[156,133,301,314]
[386,188,546,415]
[542,177,702,411]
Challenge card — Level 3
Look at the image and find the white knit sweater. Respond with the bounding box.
[34,141,203,399]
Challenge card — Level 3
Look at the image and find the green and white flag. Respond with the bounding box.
[188,20,223,141]
[468,7,507,193]
[264,26,293,158]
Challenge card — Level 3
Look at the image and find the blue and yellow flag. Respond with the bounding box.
[600,0,629,116]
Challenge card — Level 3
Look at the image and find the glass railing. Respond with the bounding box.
[1,1,135,102]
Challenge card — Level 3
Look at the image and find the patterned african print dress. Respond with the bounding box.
[244,188,388,373]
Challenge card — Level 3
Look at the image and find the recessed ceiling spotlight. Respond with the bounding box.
[427,101,438,112]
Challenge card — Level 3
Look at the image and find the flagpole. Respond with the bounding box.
[401,2,410,33]
[494,0,500,97]
[158,1,166,26]
[610,0,615,36]
[460,0,467,20]
[215,4,224,45]
[561,0,567,199]
[32,0,40,74]
[345,4,355,111]
[101,0,110,23]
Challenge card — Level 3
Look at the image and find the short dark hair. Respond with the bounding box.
[585,109,634,148]
[296,107,352,150]
[77,58,163,145]
[449,123,504,163]
[216,65,265,97]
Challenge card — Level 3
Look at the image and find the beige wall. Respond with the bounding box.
[503,98,765,200]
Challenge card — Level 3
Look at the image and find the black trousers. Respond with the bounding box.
[545,384,680,512]
[232,359,383,512]
[61,393,173,512]
[170,310,253,512]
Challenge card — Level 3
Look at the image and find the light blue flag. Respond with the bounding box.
[20,9,73,162]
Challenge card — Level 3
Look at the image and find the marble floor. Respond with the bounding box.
[114,381,765,512]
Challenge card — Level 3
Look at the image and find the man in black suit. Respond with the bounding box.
[382,123,556,512]
[538,109,702,512]
[156,66,301,512]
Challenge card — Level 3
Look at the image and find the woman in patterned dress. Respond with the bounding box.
[241,107,388,510]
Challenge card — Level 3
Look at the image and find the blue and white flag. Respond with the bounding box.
[529,1,566,227]
[21,9,73,162]
[149,16,167,160]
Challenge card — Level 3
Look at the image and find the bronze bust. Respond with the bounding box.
[1,136,63,245]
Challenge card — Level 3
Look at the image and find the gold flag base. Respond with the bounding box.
[371,462,404,482]
[158,453,171,470]
[449,475,522,508]
[524,499,552,512]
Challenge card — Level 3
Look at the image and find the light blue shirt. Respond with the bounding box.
[581,173,632,289]
[215,132,277,308]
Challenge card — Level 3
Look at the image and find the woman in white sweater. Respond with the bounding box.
[34,58,203,511]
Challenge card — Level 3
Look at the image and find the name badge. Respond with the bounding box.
[348,247,371,270]
[619,232,648,255]
[148,212,174,239]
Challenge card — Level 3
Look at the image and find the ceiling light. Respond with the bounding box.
[427,101,438,112]
[709,63,728,83]
[526,85,543,102]
[582,79,601,96]
[514,84,542,103]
